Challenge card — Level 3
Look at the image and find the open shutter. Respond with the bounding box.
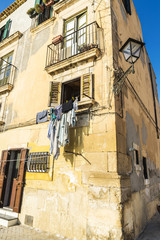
[50,5,53,18]
[0,151,8,206]
[2,19,11,40]
[34,0,41,5]
[49,81,61,107]
[81,73,93,101]
[13,149,27,213]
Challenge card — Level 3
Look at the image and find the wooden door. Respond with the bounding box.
[0,151,8,206]
[13,149,27,213]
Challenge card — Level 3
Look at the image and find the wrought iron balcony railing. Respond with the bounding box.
[45,22,101,68]
[0,58,16,87]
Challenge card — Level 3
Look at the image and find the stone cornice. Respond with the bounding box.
[0,0,27,23]
[30,16,56,34]
[54,0,77,13]
[45,48,101,75]
[0,31,23,51]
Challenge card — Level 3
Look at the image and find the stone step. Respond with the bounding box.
[0,213,18,227]
[0,208,18,218]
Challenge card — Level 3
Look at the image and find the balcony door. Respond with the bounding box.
[64,11,87,58]
[0,52,13,87]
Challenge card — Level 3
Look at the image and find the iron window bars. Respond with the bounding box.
[27,152,50,173]
[0,56,16,87]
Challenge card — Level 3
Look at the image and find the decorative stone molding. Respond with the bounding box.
[54,0,76,13]
[0,31,23,51]
[0,84,13,94]
[30,16,56,34]
[45,48,101,75]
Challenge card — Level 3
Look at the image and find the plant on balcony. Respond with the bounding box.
[78,43,98,53]
[35,4,44,14]
[52,35,63,45]
[27,8,38,18]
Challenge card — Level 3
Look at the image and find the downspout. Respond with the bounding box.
[148,62,159,139]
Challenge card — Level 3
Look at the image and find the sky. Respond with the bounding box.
[0,0,160,99]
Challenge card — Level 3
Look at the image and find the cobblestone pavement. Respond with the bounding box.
[0,225,68,240]
[136,213,160,240]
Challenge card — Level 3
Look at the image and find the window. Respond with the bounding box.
[64,11,87,57]
[61,78,80,103]
[27,152,50,172]
[0,52,13,87]
[135,149,139,165]
[143,157,148,179]
[122,0,131,15]
[35,0,53,26]
[49,73,94,107]
[0,94,7,124]
[0,19,11,42]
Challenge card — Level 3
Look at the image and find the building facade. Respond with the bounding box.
[0,0,160,239]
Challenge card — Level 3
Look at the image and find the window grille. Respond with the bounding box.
[27,152,50,172]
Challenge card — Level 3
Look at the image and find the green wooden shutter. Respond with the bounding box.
[34,0,41,6]
[50,6,53,18]
[49,82,60,106]
[2,19,11,40]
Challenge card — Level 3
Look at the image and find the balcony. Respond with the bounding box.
[0,59,16,93]
[45,22,101,74]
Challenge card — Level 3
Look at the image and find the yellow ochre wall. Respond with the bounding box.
[0,0,160,239]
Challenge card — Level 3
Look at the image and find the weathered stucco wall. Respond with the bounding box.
[0,0,159,239]
[0,0,124,239]
[112,0,160,239]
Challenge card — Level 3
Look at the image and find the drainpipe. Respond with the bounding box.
[148,62,159,139]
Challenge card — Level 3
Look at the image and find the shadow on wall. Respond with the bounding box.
[15,27,50,73]
[63,126,90,167]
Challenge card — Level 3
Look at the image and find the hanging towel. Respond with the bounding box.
[36,110,48,124]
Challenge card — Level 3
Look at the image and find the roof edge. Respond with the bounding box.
[0,0,27,23]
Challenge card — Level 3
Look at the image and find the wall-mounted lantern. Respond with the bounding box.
[113,38,145,95]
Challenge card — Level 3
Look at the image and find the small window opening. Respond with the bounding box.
[122,0,131,15]
[143,157,148,179]
[27,152,50,173]
[61,78,80,104]
[135,150,139,165]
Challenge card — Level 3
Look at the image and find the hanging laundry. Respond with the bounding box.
[36,110,48,124]
[47,99,78,160]
[55,105,62,120]
[49,108,56,121]
[48,119,56,154]
[62,99,73,113]
[73,97,78,111]
[53,120,61,159]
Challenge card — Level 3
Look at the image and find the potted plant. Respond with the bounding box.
[52,35,63,45]
[27,8,38,18]
[35,4,44,14]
